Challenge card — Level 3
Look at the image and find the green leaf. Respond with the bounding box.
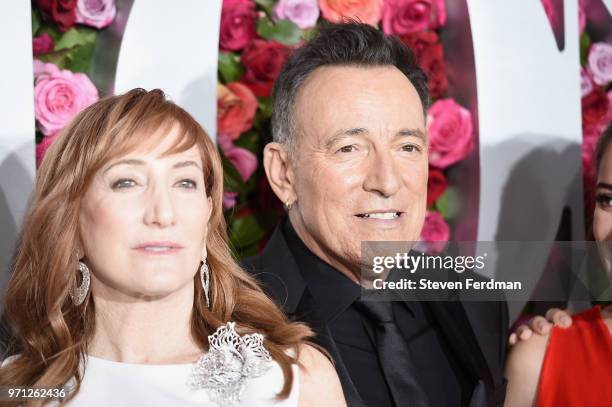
[434,187,461,220]
[302,26,318,41]
[66,42,95,73]
[37,23,62,43]
[227,208,283,256]
[55,27,97,50]
[257,16,302,46]
[218,52,245,84]
[580,32,591,66]
[220,148,246,193]
[255,0,275,16]
[37,42,96,73]
[258,97,273,119]
[229,215,266,248]
[234,130,261,154]
[252,97,273,131]
[237,244,260,258]
[32,9,41,36]
[36,48,72,69]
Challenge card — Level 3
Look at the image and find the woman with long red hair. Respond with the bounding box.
[0,88,345,406]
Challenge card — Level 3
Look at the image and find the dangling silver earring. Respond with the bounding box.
[70,258,90,306]
[199,260,210,308]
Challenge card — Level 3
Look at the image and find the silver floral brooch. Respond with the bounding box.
[187,321,273,406]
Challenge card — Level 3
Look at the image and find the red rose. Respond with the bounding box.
[401,32,447,98]
[217,82,258,140]
[220,0,258,52]
[400,31,438,59]
[417,42,447,99]
[582,89,609,129]
[33,33,55,56]
[427,167,448,207]
[241,40,291,97]
[36,0,77,32]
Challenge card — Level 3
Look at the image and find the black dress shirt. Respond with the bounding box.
[282,221,475,407]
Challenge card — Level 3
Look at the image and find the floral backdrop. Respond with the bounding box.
[31,0,612,258]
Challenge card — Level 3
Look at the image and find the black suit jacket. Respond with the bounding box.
[243,224,509,407]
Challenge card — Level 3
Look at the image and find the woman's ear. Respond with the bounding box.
[202,197,211,260]
[75,237,85,259]
[263,142,297,205]
[206,195,213,221]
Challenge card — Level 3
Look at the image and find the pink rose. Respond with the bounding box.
[427,99,474,169]
[217,82,258,140]
[33,33,55,56]
[588,42,612,86]
[580,67,593,97]
[220,0,258,52]
[36,132,59,168]
[75,0,116,29]
[33,60,99,136]
[218,134,258,182]
[416,211,450,255]
[222,191,239,209]
[318,0,383,26]
[382,0,446,35]
[274,0,320,29]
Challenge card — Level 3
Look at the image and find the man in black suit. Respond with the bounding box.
[244,22,508,407]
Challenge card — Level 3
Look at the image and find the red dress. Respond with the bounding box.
[536,306,612,406]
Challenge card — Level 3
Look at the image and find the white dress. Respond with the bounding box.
[67,355,300,406]
[1,354,299,407]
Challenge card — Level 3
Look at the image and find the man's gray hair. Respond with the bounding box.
[271,21,430,149]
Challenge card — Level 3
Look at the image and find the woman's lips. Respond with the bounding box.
[133,242,183,255]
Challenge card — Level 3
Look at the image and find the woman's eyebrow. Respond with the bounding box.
[172,160,201,170]
[596,182,612,191]
[103,159,145,174]
[103,159,202,174]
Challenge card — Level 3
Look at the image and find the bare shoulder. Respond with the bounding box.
[504,331,550,407]
[297,344,346,407]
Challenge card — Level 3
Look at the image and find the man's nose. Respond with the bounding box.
[143,184,176,227]
[362,150,401,198]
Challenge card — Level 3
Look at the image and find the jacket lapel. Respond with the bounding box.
[252,227,367,406]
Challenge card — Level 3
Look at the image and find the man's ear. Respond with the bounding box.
[263,142,297,205]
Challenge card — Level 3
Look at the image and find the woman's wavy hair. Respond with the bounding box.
[0,88,312,405]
